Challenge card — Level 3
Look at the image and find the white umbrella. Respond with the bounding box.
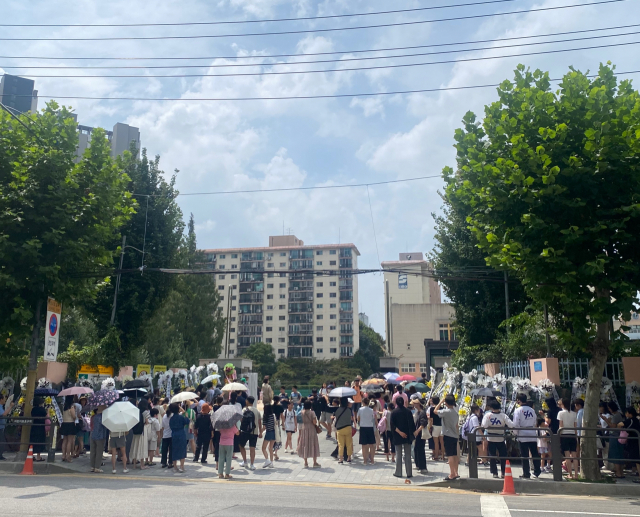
[102,401,139,432]
[170,392,199,403]
[201,374,221,384]
[221,382,248,392]
[328,387,357,398]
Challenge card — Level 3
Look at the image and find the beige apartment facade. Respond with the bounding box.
[383,253,456,377]
[201,235,359,361]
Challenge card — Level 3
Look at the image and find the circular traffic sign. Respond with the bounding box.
[49,314,58,337]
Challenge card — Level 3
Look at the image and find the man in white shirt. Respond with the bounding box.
[512,394,541,479]
[481,400,514,478]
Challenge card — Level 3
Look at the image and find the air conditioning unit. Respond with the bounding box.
[267,256,272,261]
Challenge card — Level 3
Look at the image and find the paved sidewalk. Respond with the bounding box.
[0,430,592,486]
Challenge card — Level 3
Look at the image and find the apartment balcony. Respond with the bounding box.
[290,259,313,270]
[238,329,262,337]
[339,280,353,290]
[239,272,264,282]
[239,314,263,324]
[339,249,352,258]
[287,346,313,358]
[239,293,263,303]
[239,282,264,293]
[339,258,353,269]
[289,280,314,291]
[241,252,264,261]
[339,291,353,301]
[240,261,264,271]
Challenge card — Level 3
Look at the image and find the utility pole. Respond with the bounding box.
[111,236,126,326]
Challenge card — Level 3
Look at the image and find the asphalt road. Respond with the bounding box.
[1,474,639,517]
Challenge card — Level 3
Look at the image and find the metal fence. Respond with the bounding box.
[476,358,626,386]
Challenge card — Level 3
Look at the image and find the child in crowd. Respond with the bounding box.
[146,408,161,466]
[481,400,514,479]
[284,401,297,453]
[537,416,551,472]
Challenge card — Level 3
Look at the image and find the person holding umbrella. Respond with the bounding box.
[169,403,189,473]
[89,405,107,473]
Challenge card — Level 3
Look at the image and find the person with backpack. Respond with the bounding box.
[410,398,429,475]
[297,400,321,468]
[238,396,262,470]
[262,404,276,468]
[283,401,297,453]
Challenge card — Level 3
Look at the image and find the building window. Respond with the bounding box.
[317,326,323,331]
[218,285,225,290]
[280,252,286,256]
[231,264,238,269]
[330,303,336,308]
[317,315,323,320]
[278,338,285,343]
[330,347,337,353]
[267,294,273,299]
[278,348,285,354]
[219,254,226,259]
[280,262,286,267]
[330,261,336,266]
[401,363,416,373]
[330,281,336,286]
[330,250,337,255]
[420,363,428,373]
[407,343,410,350]
[330,337,336,342]
[232,285,237,290]
[231,295,237,300]
[330,293,337,298]
[266,305,273,310]
[279,283,286,288]
[316,251,323,255]
[266,327,272,332]
[439,323,456,341]
[330,325,336,330]
[268,263,274,268]
[219,265,225,269]
[317,304,323,309]
[279,272,286,277]
[231,306,236,311]
[220,296,224,301]
[231,253,238,258]
[317,337,323,342]
[279,316,286,320]
[266,316,273,320]
[268,273,274,278]
[219,275,225,280]
[231,317,236,322]
[317,348,323,353]
[316,282,323,287]
[231,274,237,279]
[230,328,235,333]
[267,283,274,288]
[316,261,322,266]
[279,304,286,310]
[279,294,286,299]
[266,338,273,343]
[229,339,235,344]
[317,293,323,298]
[330,314,337,319]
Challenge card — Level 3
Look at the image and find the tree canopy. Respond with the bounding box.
[443,63,640,479]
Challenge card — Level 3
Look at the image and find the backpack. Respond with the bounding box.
[295,406,303,424]
[240,408,256,433]
[377,413,387,433]
[461,416,473,440]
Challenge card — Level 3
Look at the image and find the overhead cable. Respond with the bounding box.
[0,1,625,41]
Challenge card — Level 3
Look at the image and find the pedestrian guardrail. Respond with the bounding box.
[0,416,59,462]
[467,426,640,481]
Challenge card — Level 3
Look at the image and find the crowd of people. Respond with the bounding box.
[2,376,639,483]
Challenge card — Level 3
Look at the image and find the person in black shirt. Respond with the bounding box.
[193,404,213,464]
[272,396,285,461]
[428,396,444,461]
[390,397,415,478]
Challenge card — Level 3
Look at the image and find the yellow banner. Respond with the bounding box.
[136,364,151,377]
[153,365,167,376]
[78,365,114,376]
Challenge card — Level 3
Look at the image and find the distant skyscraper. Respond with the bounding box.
[76,122,141,161]
[0,74,38,114]
[359,312,369,327]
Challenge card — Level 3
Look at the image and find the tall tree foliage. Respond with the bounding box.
[444,64,640,479]
[0,103,134,367]
[355,321,385,374]
[431,197,528,369]
[92,150,184,361]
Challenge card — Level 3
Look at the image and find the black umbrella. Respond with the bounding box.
[123,379,148,389]
[123,388,148,399]
[471,388,504,398]
[367,373,385,380]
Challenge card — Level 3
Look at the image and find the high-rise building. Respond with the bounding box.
[201,235,360,360]
[76,122,141,161]
[382,252,456,378]
[0,74,38,114]
[358,312,370,327]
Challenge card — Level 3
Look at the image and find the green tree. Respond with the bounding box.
[355,321,385,374]
[239,342,277,379]
[91,150,184,363]
[0,102,134,366]
[431,195,529,370]
[444,63,640,480]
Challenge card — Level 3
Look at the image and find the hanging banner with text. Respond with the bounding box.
[44,298,62,362]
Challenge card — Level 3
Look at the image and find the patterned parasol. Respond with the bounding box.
[85,389,120,409]
[210,404,242,430]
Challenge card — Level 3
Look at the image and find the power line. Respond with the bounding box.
[6,69,640,102]
[0,0,523,27]
[5,29,640,70]
[10,39,640,78]
[0,1,625,41]
[3,22,638,61]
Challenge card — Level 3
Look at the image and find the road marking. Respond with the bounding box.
[510,510,639,516]
[481,495,512,517]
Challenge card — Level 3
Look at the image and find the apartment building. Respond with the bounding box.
[0,74,38,114]
[382,252,456,378]
[201,235,360,360]
[77,122,141,160]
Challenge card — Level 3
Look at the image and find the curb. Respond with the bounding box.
[424,477,640,497]
[0,461,74,475]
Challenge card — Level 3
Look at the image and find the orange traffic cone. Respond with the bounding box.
[20,445,36,475]
[500,460,517,495]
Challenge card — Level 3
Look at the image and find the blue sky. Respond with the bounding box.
[3,0,639,335]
